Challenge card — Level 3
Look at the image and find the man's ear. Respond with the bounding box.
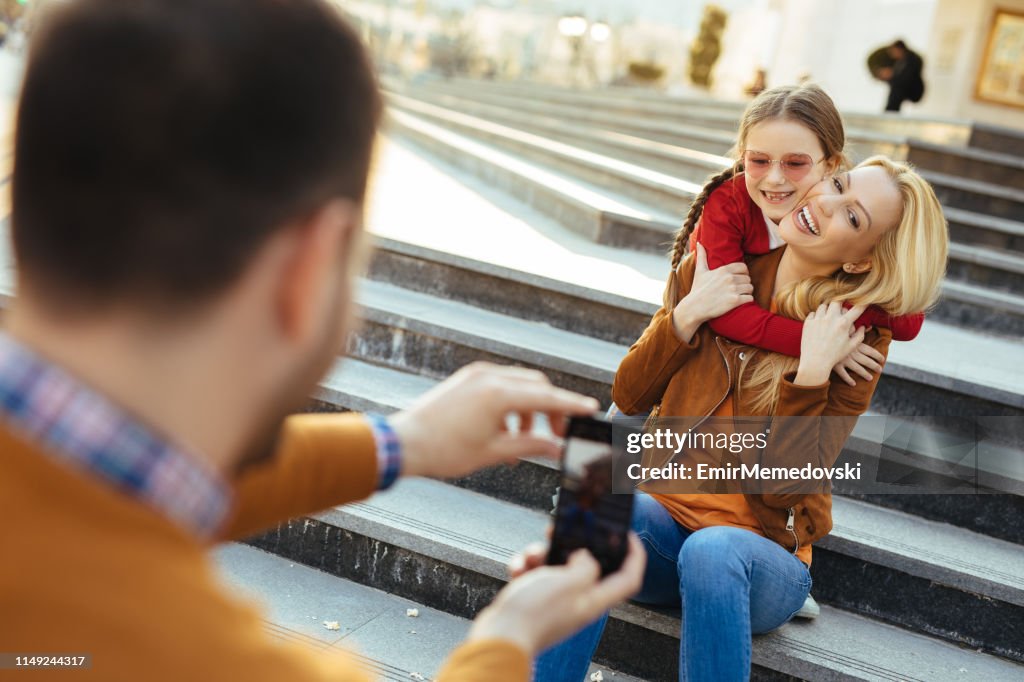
[276,199,359,345]
[842,259,872,275]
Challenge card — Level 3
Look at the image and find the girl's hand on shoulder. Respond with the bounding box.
[833,332,885,386]
[795,302,867,386]
[672,243,753,341]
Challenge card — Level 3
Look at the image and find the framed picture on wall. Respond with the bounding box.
[975,8,1024,108]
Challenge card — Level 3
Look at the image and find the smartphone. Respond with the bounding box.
[547,415,634,577]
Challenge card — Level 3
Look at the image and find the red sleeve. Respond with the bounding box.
[856,307,924,341]
[689,178,750,270]
[693,177,804,357]
[708,302,804,357]
[710,305,923,356]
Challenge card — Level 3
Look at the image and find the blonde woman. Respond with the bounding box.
[533,157,948,682]
[663,85,924,382]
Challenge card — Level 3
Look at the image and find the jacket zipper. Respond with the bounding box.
[638,337,732,486]
[786,507,800,555]
[641,338,803,555]
[719,338,800,556]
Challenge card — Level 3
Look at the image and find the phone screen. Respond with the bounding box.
[547,416,634,576]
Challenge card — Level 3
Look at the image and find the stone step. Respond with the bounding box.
[384,110,1024,338]
[366,236,1024,376]
[410,96,977,228]
[384,106,680,253]
[938,279,1024,338]
[408,78,746,132]
[944,207,1024,253]
[350,278,1024,448]
[314,356,1024,545]
[387,89,732,184]
[391,88,1024,261]
[946,242,1024,294]
[402,79,912,159]
[346,280,1024,516]
[366,236,656,347]
[213,543,478,682]
[350,279,620,405]
[358,228,1024,431]
[909,141,1024,188]
[387,96,699,218]
[382,113,1024,337]
[245,474,1024,677]
[924,170,1024,223]
[386,102,1024,300]
[410,86,735,156]
[396,80,907,162]
[969,122,1024,157]
[215,543,642,682]
[426,77,974,147]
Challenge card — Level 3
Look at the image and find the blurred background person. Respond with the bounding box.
[874,39,925,112]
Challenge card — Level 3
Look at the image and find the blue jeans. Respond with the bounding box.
[534,493,812,682]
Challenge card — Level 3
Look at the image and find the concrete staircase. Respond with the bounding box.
[246,194,1023,679]
[0,68,1020,674]
[232,83,1024,678]
[409,77,974,147]
[381,83,1024,340]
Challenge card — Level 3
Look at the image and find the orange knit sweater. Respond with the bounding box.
[0,412,529,681]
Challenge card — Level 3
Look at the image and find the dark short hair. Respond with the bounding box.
[891,39,907,50]
[12,0,382,312]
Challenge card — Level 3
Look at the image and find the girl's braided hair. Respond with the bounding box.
[662,162,742,308]
[661,83,849,310]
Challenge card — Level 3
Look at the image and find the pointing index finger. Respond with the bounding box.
[498,384,600,416]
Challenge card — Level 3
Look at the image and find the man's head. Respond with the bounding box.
[14,0,380,314]
[887,39,907,60]
[11,0,381,470]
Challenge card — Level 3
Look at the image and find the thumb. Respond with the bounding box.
[695,242,709,272]
[564,548,602,583]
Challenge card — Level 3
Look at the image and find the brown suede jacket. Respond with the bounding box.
[612,247,892,554]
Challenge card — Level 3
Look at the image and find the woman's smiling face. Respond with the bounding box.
[742,119,829,223]
[778,165,903,270]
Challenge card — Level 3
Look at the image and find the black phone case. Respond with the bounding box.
[547,416,634,577]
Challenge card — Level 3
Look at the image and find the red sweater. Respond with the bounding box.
[687,173,923,357]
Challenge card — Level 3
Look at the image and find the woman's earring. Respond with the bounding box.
[843,264,854,273]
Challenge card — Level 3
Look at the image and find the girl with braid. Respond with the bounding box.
[535,156,948,681]
[665,84,924,385]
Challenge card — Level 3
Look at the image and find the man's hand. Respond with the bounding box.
[672,243,753,342]
[388,363,600,480]
[466,533,646,656]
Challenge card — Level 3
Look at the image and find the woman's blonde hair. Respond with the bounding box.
[663,84,850,310]
[738,155,949,414]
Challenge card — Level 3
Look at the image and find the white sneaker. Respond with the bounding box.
[795,594,820,619]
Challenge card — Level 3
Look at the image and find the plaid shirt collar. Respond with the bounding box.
[0,331,230,539]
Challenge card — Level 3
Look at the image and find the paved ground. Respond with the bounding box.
[215,543,476,681]
[215,543,642,681]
